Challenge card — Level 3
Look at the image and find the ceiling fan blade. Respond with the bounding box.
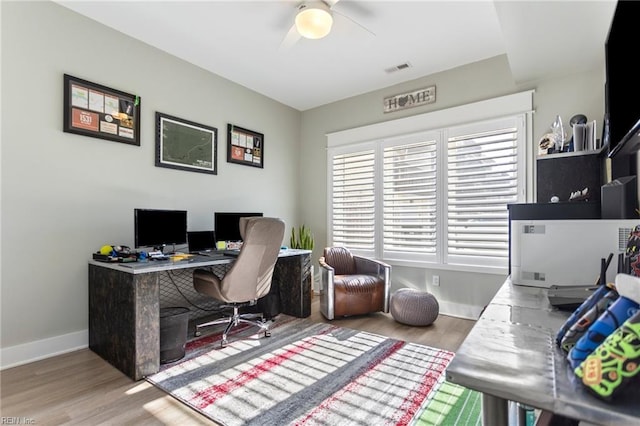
[279,23,301,51]
[329,0,374,19]
[332,8,375,37]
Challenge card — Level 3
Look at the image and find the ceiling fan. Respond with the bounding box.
[279,0,374,50]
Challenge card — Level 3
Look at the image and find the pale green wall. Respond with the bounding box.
[300,56,606,317]
[0,1,300,354]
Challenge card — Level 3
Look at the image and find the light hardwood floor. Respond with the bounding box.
[0,297,476,425]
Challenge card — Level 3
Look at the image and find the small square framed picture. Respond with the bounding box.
[227,124,263,168]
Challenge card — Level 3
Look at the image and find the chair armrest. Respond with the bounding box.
[318,256,335,292]
[318,256,336,319]
[318,256,335,273]
[353,255,390,277]
[353,255,392,313]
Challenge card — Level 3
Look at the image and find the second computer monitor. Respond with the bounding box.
[187,230,216,253]
[214,212,263,242]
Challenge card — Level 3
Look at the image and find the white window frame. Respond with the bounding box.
[326,91,534,274]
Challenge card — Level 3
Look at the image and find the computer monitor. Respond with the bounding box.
[214,212,263,242]
[187,230,216,253]
[134,208,188,251]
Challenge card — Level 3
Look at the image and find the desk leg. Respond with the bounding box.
[482,393,508,426]
[274,254,312,318]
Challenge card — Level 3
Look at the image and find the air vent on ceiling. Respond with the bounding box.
[385,62,412,74]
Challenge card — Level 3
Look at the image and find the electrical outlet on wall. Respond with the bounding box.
[432,275,440,286]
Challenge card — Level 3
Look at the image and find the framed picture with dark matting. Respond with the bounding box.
[155,112,217,175]
[227,124,264,168]
[63,74,140,146]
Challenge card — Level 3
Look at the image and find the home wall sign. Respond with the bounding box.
[383,85,436,113]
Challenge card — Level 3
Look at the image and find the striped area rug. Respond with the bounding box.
[147,318,480,426]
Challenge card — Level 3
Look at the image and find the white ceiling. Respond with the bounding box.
[56,0,618,111]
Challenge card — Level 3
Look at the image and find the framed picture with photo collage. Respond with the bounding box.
[227,124,263,168]
[63,74,140,146]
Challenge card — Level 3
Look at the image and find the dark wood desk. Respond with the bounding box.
[446,278,640,426]
[88,250,312,381]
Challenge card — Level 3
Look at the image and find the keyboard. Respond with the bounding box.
[197,252,227,259]
[150,255,170,260]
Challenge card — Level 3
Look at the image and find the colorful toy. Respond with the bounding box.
[567,274,640,370]
[560,289,619,353]
[575,309,640,400]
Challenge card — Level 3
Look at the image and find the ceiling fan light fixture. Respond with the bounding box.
[295,3,333,40]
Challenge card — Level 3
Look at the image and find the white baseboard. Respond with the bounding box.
[1,330,88,370]
[437,301,483,320]
[0,301,479,371]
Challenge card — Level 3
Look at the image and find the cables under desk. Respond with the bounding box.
[159,264,231,319]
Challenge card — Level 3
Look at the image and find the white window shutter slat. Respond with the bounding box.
[331,150,376,251]
[446,123,520,267]
[382,139,438,261]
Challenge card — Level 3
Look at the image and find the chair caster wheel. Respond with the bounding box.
[221,338,228,348]
[265,330,271,338]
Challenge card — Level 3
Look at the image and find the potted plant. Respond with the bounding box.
[289,224,314,250]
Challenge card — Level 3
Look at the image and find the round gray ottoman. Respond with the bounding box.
[390,288,439,326]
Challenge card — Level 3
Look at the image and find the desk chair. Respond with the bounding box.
[192,217,285,346]
[318,246,391,320]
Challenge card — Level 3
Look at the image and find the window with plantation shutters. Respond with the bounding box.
[326,91,531,272]
[330,149,376,254]
[382,135,438,262]
[445,118,522,268]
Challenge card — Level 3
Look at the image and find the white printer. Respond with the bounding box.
[510,219,639,288]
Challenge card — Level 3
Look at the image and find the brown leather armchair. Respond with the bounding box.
[318,246,391,320]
